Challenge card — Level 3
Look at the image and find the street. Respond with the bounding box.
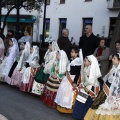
[0,82,75,120]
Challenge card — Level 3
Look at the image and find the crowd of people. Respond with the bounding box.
[0,25,120,120]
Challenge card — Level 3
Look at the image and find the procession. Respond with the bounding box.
[0,23,120,120]
[0,0,120,120]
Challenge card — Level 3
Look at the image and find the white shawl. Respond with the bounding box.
[59,50,68,74]
[0,37,5,60]
[81,55,101,88]
[16,42,31,70]
[3,38,19,76]
[44,41,59,74]
[27,46,39,64]
[44,41,59,60]
[96,63,120,115]
[22,61,40,84]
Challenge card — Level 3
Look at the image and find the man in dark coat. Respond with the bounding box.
[57,28,72,59]
[79,25,99,58]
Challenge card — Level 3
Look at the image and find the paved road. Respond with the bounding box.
[0,82,75,120]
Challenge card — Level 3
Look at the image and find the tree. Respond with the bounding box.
[110,12,120,54]
[0,0,43,32]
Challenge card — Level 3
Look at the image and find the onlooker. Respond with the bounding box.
[57,28,72,59]
[109,41,120,61]
[0,28,5,40]
[79,25,99,58]
[18,30,32,44]
[93,39,110,77]
[4,30,14,55]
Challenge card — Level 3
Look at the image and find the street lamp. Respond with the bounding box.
[16,0,20,33]
[42,0,47,47]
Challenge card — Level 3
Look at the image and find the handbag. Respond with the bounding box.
[35,66,49,84]
[76,88,89,103]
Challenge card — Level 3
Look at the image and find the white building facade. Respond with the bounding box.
[39,0,120,44]
[1,0,120,43]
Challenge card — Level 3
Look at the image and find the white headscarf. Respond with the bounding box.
[79,49,83,65]
[81,55,101,85]
[22,60,40,84]
[2,38,19,76]
[59,50,68,74]
[96,63,120,115]
[9,38,19,60]
[44,41,59,60]
[27,46,39,64]
[16,42,31,70]
[30,60,40,68]
[0,38,5,60]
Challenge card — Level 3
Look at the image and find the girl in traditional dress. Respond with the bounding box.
[20,60,40,92]
[0,38,5,81]
[20,46,40,92]
[3,38,19,82]
[31,41,59,96]
[72,55,101,120]
[84,53,120,120]
[10,44,39,87]
[8,42,26,78]
[8,42,30,86]
[43,41,59,74]
[55,48,83,113]
[41,50,68,108]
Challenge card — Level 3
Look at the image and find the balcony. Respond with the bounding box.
[107,0,120,10]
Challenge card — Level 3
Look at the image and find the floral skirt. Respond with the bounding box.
[20,76,34,92]
[10,68,23,87]
[31,80,45,96]
[84,108,120,120]
[41,88,57,108]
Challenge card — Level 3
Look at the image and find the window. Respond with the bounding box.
[113,0,120,8]
[82,18,93,34]
[109,17,117,38]
[46,0,50,5]
[45,19,50,38]
[7,22,33,35]
[59,18,67,37]
[60,0,65,4]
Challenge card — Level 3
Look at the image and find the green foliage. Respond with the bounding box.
[1,0,43,12]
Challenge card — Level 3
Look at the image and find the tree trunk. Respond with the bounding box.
[110,12,120,54]
[0,2,1,28]
[2,5,16,32]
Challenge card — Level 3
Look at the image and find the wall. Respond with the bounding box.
[39,0,119,44]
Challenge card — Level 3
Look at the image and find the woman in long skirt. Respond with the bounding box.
[72,55,101,120]
[3,38,19,84]
[31,41,59,96]
[84,53,120,120]
[41,50,68,108]
[9,42,31,86]
[55,48,83,113]
[20,60,40,92]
